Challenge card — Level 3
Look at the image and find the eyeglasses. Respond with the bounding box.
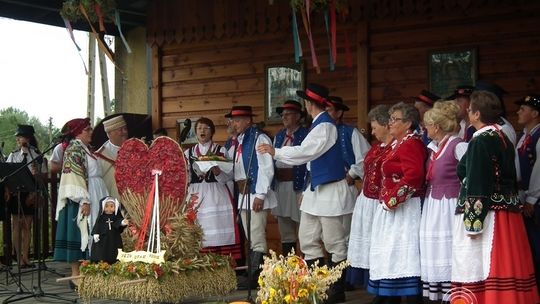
[389,117,404,124]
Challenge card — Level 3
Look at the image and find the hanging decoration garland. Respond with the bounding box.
[290,0,350,73]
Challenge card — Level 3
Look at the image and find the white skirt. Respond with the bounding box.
[419,195,456,282]
[369,197,422,280]
[347,192,378,268]
[272,181,301,222]
[451,211,495,283]
[188,181,236,247]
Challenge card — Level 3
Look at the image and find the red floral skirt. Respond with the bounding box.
[453,211,539,304]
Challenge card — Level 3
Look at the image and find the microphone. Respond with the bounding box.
[179,119,192,143]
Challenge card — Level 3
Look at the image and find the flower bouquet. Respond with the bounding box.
[257,250,348,304]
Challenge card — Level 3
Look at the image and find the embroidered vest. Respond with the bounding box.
[239,126,260,194]
[517,127,540,190]
[336,124,355,169]
[427,137,462,199]
[310,112,345,190]
[362,144,391,199]
[274,127,309,191]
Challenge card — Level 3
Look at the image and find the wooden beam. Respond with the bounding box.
[87,35,96,123]
[356,21,369,132]
[151,45,162,130]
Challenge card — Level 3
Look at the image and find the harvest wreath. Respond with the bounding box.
[77,137,236,303]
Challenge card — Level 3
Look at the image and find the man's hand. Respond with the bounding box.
[253,197,264,212]
[523,203,535,218]
[256,144,275,157]
[210,166,221,176]
[345,173,355,185]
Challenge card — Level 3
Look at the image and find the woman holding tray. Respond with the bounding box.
[184,117,241,260]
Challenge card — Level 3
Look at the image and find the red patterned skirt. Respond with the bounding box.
[452,211,539,304]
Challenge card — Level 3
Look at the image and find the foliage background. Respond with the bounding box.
[0,107,59,158]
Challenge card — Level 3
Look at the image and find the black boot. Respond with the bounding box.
[305,257,325,267]
[326,259,346,304]
[237,251,264,290]
[281,242,296,256]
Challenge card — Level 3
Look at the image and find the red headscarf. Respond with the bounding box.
[60,118,91,149]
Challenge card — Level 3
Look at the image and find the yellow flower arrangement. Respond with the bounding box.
[256,250,348,304]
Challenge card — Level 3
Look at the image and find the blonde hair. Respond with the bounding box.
[423,100,460,133]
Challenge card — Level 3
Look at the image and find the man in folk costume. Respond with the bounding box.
[224,105,277,289]
[414,90,441,145]
[515,94,540,293]
[95,115,128,199]
[326,95,371,236]
[258,83,354,303]
[272,100,308,255]
[447,85,476,141]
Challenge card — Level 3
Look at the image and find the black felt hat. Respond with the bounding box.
[296,83,330,106]
[415,90,440,106]
[224,105,256,118]
[475,80,507,100]
[276,100,303,115]
[515,94,540,112]
[14,124,35,137]
[446,85,475,100]
[327,96,350,111]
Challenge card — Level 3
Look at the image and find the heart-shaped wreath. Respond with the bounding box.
[115,136,202,259]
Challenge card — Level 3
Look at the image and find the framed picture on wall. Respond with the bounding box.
[265,62,304,124]
[428,48,477,98]
[176,118,199,144]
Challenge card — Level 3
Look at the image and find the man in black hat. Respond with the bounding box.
[271,100,308,256]
[515,94,540,292]
[475,80,517,146]
[447,85,475,141]
[258,83,352,303]
[326,96,370,235]
[225,105,276,289]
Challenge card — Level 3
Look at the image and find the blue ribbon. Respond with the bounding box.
[291,7,302,63]
[324,10,335,71]
[115,10,132,54]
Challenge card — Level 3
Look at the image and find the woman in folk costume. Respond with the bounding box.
[452,91,539,303]
[183,117,241,260]
[420,101,467,303]
[53,118,109,289]
[368,102,427,304]
[347,105,393,289]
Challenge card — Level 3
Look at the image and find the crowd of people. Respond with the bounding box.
[0,79,539,304]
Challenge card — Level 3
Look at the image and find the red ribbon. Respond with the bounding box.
[282,104,301,111]
[519,134,532,155]
[135,180,156,251]
[94,3,106,32]
[230,110,253,116]
[306,89,328,105]
[283,134,294,146]
[300,3,320,73]
[417,94,434,105]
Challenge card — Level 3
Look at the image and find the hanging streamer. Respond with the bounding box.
[94,3,106,32]
[324,10,335,71]
[114,10,132,54]
[330,0,337,65]
[79,3,124,73]
[62,17,89,75]
[291,7,302,64]
[300,3,320,73]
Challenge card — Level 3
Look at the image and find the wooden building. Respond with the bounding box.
[140,0,540,143]
[134,0,540,252]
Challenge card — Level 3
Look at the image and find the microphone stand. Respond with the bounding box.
[0,139,75,303]
[236,124,261,303]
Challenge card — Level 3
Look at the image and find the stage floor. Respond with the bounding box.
[0,260,375,303]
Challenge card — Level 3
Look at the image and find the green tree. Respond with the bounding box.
[0,107,59,159]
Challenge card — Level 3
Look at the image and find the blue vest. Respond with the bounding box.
[337,124,355,170]
[518,127,540,191]
[310,112,345,190]
[239,126,260,194]
[274,127,309,191]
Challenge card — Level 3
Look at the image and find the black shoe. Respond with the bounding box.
[236,251,264,290]
[68,280,79,291]
[281,242,296,256]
